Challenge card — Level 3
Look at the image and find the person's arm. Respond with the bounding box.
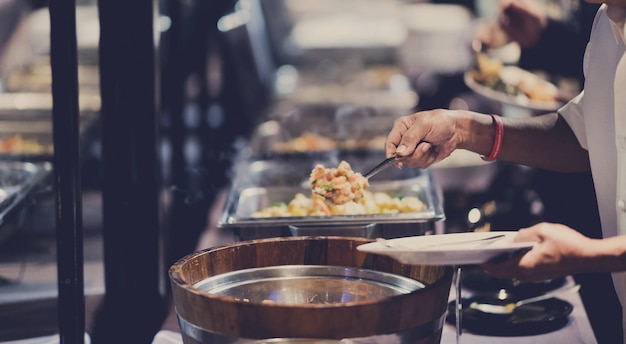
[386,109,590,172]
[481,223,626,282]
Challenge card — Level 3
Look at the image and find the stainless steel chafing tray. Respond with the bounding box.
[0,92,101,115]
[0,124,54,161]
[0,161,52,245]
[244,103,407,159]
[230,151,425,188]
[272,65,418,109]
[0,93,100,161]
[218,154,444,240]
[0,161,51,215]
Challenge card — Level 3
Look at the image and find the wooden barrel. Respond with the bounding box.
[169,236,453,344]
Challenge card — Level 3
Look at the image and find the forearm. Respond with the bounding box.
[458,111,590,172]
[577,236,626,274]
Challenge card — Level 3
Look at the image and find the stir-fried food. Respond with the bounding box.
[252,160,426,217]
[252,190,426,217]
[309,160,368,205]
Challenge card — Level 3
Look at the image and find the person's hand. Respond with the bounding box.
[474,18,509,50]
[385,109,462,169]
[481,223,594,282]
[498,0,548,48]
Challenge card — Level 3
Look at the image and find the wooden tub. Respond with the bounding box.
[169,236,453,344]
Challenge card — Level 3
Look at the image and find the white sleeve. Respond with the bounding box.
[557,91,588,150]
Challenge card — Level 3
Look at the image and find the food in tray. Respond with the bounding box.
[272,132,387,153]
[340,135,387,150]
[272,132,337,152]
[470,53,560,103]
[252,190,426,217]
[0,135,53,155]
[252,160,426,217]
[310,160,369,204]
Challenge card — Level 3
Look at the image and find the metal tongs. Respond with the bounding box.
[362,155,399,179]
[363,140,429,179]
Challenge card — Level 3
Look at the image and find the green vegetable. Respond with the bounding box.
[320,185,334,191]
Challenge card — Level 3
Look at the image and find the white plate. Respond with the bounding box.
[464,67,563,112]
[357,231,534,266]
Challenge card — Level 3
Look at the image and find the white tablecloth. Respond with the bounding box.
[441,276,596,344]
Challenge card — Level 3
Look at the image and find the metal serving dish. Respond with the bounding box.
[0,92,101,117]
[0,125,54,160]
[0,161,51,196]
[2,64,101,93]
[280,3,407,67]
[272,64,418,108]
[0,93,100,161]
[218,153,444,240]
[244,103,406,159]
[275,85,417,110]
[0,161,52,244]
[194,265,425,305]
[231,151,424,188]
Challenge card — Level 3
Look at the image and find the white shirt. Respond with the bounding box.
[559,4,626,342]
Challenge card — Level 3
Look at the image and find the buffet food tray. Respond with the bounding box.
[0,161,52,244]
[0,162,51,212]
[273,65,418,109]
[218,154,444,240]
[0,95,100,161]
[0,92,101,117]
[244,103,405,159]
[229,151,425,189]
[0,127,54,161]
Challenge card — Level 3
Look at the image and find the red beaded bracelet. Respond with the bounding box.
[482,114,503,161]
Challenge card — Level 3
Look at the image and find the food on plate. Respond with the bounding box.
[252,160,426,217]
[310,160,368,204]
[470,53,559,103]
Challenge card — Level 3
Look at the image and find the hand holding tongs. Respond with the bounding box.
[364,140,428,179]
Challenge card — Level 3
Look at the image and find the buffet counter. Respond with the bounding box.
[153,188,598,344]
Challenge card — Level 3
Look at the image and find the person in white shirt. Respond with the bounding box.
[385,1,626,341]
[476,0,599,82]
